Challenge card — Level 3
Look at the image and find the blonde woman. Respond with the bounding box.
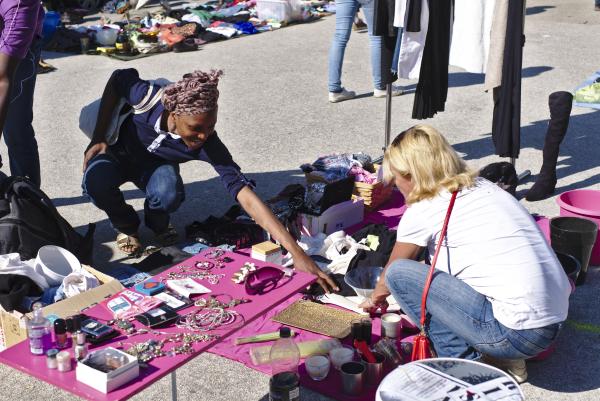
[360,125,570,383]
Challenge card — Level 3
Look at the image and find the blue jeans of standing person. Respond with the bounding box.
[385,259,562,360]
[82,148,185,236]
[2,37,42,186]
[328,0,383,92]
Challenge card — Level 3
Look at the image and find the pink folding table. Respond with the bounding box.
[0,250,316,401]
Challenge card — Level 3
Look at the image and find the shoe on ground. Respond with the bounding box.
[481,355,528,384]
[329,88,356,103]
[595,5,600,11]
[374,85,404,98]
[353,21,368,32]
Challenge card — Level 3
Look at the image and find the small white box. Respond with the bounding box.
[301,198,364,236]
[76,347,139,393]
[251,241,284,265]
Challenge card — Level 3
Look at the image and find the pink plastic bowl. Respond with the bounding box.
[556,190,600,265]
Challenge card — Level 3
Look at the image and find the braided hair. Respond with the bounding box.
[162,69,222,115]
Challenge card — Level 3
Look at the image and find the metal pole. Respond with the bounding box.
[171,371,178,401]
[384,83,393,149]
[514,0,531,182]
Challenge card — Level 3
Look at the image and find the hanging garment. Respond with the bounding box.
[405,0,422,32]
[484,0,509,91]
[396,0,429,79]
[373,0,399,85]
[491,0,524,158]
[393,0,407,28]
[412,0,453,119]
[448,0,495,74]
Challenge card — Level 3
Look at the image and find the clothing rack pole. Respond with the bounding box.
[384,83,393,149]
[513,0,531,181]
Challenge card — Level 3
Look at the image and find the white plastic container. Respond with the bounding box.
[256,0,301,22]
[300,198,365,236]
[76,347,139,393]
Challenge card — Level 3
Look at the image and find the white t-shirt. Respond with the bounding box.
[396,178,570,330]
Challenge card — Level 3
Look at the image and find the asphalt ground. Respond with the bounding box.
[0,0,599,399]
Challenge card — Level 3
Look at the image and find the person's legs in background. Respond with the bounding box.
[359,1,384,92]
[595,0,600,10]
[2,38,42,186]
[361,3,403,98]
[328,0,359,102]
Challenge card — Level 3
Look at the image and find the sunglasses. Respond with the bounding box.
[245,266,285,296]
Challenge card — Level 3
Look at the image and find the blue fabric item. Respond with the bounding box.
[21,296,40,311]
[181,242,236,254]
[233,22,257,34]
[301,153,372,182]
[54,284,66,303]
[328,0,383,92]
[109,264,144,281]
[39,286,59,305]
[120,272,152,288]
[385,259,562,359]
[181,242,210,254]
[110,68,255,200]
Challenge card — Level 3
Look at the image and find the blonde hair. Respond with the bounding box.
[383,125,477,204]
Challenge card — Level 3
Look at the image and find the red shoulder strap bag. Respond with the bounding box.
[411,191,458,362]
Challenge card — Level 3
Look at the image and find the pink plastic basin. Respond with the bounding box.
[556,190,600,265]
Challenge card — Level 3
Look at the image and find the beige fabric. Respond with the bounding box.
[484,0,509,91]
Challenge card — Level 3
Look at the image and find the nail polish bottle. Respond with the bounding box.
[53,319,68,349]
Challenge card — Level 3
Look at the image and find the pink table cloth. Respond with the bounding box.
[0,250,316,401]
[210,293,419,401]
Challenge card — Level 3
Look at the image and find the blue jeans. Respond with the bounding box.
[328,0,383,92]
[2,38,42,186]
[82,149,185,236]
[385,259,562,360]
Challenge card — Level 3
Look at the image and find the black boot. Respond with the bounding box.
[526,91,573,201]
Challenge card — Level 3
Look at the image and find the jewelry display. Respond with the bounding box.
[163,270,225,284]
[194,261,215,271]
[176,307,242,332]
[119,333,219,363]
[193,294,250,309]
[203,248,225,260]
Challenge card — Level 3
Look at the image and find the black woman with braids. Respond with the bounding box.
[82,68,337,293]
